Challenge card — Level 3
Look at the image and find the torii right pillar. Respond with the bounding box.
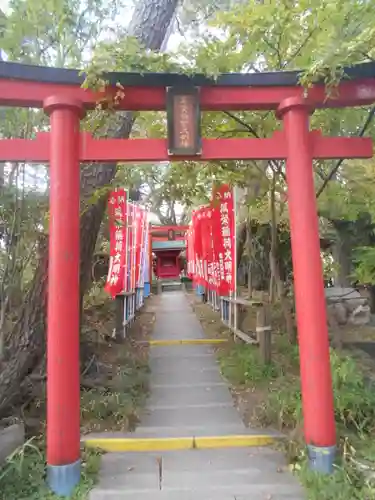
[278,97,336,473]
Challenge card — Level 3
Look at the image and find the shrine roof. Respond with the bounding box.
[152,240,185,250]
[2,60,375,88]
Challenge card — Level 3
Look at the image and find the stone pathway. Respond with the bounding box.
[89,292,304,499]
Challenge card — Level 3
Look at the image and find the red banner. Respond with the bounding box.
[193,207,206,286]
[186,185,235,295]
[212,185,235,295]
[205,206,218,291]
[105,188,127,298]
[127,203,136,291]
[186,226,195,279]
[135,206,147,286]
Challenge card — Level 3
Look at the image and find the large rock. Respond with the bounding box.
[0,423,25,464]
[327,302,347,325]
[325,287,367,311]
[348,304,371,326]
[325,287,370,326]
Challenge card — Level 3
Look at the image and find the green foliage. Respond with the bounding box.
[352,246,375,285]
[0,0,128,341]
[219,337,375,497]
[330,352,375,433]
[256,348,375,434]
[318,161,375,224]
[81,353,149,433]
[81,0,375,248]
[219,344,280,385]
[0,440,101,499]
[185,0,375,82]
[297,448,375,500]
[83,36,182,91]
[3,0,124,66]
[81,388,141,432]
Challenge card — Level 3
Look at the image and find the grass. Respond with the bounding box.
[294,435,375,499]
[0,341,150,499]
[218,335,375,498]
[219,343,281,385]
[0,439,102,500]
[80,353,150,433]
[0,354,149,499]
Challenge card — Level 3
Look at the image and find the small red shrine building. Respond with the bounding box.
[150,225,188,280]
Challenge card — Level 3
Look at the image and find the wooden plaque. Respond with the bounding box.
[167,87,202,156]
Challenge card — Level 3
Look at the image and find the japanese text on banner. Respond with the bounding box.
[134,206,147,287]
[105,189,127,298]
[212,185,235,296]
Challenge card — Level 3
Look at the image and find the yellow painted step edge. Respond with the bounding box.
[194,435,276,449]
[84,435,276,452]
[85,437,194,452]
[146,338,228,346]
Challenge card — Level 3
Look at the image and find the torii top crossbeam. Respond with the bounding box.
[0,60,375,164]
[1,60,375,111]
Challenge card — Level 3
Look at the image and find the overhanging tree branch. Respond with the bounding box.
[316,105,375,198]
[223,111,286,181]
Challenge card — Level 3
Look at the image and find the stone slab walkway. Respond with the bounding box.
[89,292,304,499]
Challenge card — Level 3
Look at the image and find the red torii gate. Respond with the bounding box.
[1,60,375,495]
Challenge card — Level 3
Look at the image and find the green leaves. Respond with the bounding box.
[80,0,375,231]
[83,36,182,90]
[352,246,375,284]
[4,0,124,67]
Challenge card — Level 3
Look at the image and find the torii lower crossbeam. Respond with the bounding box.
[0,130,371,162]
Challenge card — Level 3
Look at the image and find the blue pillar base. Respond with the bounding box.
[196,284,204,296]
[47,459,81,497]
[307,445,336,474]
[144,282,150,297]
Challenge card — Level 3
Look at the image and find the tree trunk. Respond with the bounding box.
[268,171,296,342]
[0,0,180,417]
[331,229,352,287]
[269,172,280,303]
[236,221,247,271]
[246,220,253,297]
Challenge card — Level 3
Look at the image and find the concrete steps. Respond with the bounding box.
[90,449,304,499]
[87,292,305,499]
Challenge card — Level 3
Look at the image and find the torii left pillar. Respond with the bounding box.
[44,96,83,496]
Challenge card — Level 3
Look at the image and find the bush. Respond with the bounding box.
[80,361,149,433]
[0,440,101,500]
[219,344,280,385]
[330,350,375,433]
[257,375,302,429]
[256,347,375,433]
[219,335,375,497]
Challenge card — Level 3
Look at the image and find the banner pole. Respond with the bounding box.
[233,186,238,335]
[123,195,130,337]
